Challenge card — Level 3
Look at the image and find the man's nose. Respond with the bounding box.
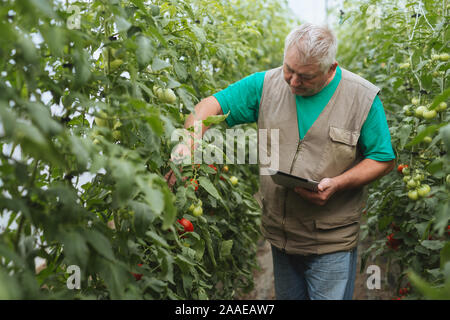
[290,74,303,87]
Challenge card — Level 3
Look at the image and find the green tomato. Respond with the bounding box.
[399,62,410,69]
[95,111,109,128]
[403,176,411,183]
[402,167,410,175]
[408,190,419,201]
[411,97,420,105]
[407,179,417,189]
[112,130,121,140]
[437,102,447,112]
[110,59,123,71]
[417,184,430,197]
[439,53,450,61]
[188,203,195,212]
[230,176,239,186]
[423,136,432,144]
[163,88,177,103]
[193,206,203,217]
[414,106,428,117]
[422,109,437,120]
[446,174,450,185]
[403,105,412,116]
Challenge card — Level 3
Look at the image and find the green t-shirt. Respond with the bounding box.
[213,66,395,162]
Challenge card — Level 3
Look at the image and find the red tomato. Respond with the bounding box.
[177,218,194,233]
[397,164,408,173]
[188,179,198,191]
[131,264,143,281]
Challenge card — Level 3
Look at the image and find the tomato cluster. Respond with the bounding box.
[386,233,402,251]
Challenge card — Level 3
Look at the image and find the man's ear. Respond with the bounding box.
[329,62,338,73]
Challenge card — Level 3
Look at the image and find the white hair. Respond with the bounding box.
[284,23,338,72]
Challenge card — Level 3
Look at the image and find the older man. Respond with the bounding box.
[167,23,395,300]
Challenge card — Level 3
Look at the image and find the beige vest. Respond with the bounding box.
[256,66,380,255]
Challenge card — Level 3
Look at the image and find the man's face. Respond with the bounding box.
[283,47,334,96]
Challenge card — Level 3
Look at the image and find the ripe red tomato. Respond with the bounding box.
[131,264,143,281]
[397,164,408,173]
[386,233,402,250]
[177,218,194,233]
[208,164,217,172]
[188,179,198,191]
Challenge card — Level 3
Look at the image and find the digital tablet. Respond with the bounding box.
[267,169,319,192]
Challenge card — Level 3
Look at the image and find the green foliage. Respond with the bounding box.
[337,0,449,300]
[0,0,295,299]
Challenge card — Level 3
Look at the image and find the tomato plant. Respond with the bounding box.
[338,0,450,299]
[0,0,295,299]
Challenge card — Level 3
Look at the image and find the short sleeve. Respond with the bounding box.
[359,95,396,161]
[213,71,266,127]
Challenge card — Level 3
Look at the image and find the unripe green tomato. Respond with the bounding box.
[188,203,195,212]
[408,190,419,201]
[150,4,160,16]
[417,184,430,197]
[423,136,432,144]
[95,111,109,128]
[446,174,450,185]
[113,120,122,130]
[437,102,447,112]
[93,138,100,145]
[413,174,422,181]
[439,53,450,61]
[423,109,437,120]
[193,206,203,217]
[230,176,238,186]
[407,179,417,189]
[112,130,121,140]
[399,62,410,69]
[163,88,177,103]
[415,106,428,117]
[403,105,412,116]
[110,59,123,71]
[411,97,420,105]
[403,176,411,183]
[402,167,410,175]
[431,54,440,61]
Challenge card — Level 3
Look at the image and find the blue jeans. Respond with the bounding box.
[271,245,358,300]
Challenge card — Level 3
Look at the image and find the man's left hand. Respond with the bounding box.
[294,178,340,206]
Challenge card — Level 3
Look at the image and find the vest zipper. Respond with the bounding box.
[282,140,303,251]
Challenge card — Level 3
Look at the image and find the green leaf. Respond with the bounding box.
[145,231,169,248]
[143,186,164,215]
[421,240,445,251]
[220,240,233,259]
[440,242,450,270]
[60,231,89,267]
[151,58,171,71]
[162,187,176,230]
[136,35,154,68]
[82,229,115,261]
[202,112,229,127]
[116,16,131,32]
[408,271,450,300]
[198,177,222,200]
[174,62,188,81]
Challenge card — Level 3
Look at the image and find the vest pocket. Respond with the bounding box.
[323,126,360,175]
